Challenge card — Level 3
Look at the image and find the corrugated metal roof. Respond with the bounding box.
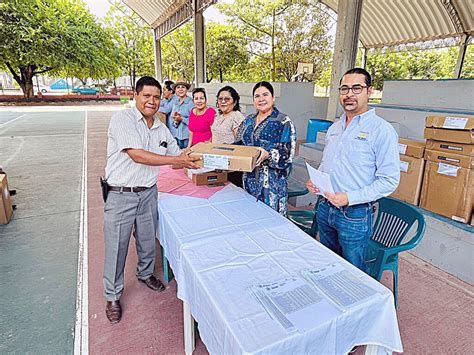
[123,0,473,47]
[122,0,216,37]
[321,0,473,48]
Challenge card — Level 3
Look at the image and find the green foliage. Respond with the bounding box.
[275,2,332,81]
[205,22,249,82]
[0,0,118,97]
[218,0,332,82]
[161,23,195,81]
[461,45,473,78]
[366,47,472,90]
[103,1,155,87]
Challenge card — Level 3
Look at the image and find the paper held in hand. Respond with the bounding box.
[305,161,335,195]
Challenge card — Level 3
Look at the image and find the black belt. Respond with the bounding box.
[321,197,372,209]
[109,186,152,193]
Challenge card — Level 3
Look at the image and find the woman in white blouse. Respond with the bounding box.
[211,86,245,144]
[211,86,245,186]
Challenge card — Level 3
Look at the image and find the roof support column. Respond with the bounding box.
[193,0,206,87]
[361,47,368,69]
[153,31,163,82]
[454,34,469,79]
[326,0,364,120]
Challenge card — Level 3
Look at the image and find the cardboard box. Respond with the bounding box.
[471,214,474,226]
[425,115,474,144]
[0,174,13,225]
[391,155,425,205]
[424,149,474,169]
[184,168,227,186]
[189,143,261,172]
[398,138,425,158]
[425,139,474,157]
[420,160,473,223]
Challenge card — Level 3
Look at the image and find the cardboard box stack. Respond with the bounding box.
[189,143,261,172]
[420,116,474,223]
[391,138,425,205]
[0,173,13,224]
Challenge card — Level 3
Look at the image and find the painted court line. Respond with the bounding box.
[74,111,89,355]
[0,113,26,128]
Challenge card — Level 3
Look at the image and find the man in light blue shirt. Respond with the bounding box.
[158,80,177,131]
[307,68,400,272]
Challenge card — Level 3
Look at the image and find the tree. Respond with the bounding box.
[103,1,155,87]
[205,22,249,82]
[0,0,117,98]
[275,2,332,81]
[161,23,195,81]
[218,0,332,82]
[365,47,470,90]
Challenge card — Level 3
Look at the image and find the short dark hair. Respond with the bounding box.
[192,87,207,100]
[340,68,372,87]
[164,80,174,93]
[135,76,162,95]
[252,81,274,96]
[216,86,241,112]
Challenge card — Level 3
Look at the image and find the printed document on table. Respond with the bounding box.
[252,276,341,333]
[302,263,379,310]
[305,162,335,195]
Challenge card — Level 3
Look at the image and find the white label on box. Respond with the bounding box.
[400,161,409,172]
[398,143,407,155]
[443,117,468,129]
[451,216,466,223]
[437,162,460,176]
[202,154,229,170]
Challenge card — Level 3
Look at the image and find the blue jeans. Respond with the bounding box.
[317,199,373,273]
[175,138,189,149]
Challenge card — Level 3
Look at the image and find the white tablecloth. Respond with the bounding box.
[158,185,403,355]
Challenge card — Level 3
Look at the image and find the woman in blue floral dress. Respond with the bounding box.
[234,81,296,216]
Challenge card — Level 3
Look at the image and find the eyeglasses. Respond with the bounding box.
[338,85,368,95]
[217,97,232,103]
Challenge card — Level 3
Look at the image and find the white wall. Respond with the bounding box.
[374,79,474,141]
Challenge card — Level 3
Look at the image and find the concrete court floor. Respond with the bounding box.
[0,106,473,354]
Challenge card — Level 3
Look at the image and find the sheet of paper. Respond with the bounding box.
[437,162,459,176]
[302,263,379,310]
[443,116,468,129]
[252,276,341,333]
[305,161,335,195]
[203,154,229,170]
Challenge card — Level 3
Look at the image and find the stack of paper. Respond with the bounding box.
[302,263,379,310]
[251,276,341,333]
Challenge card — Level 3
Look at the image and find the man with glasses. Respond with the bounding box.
[306,67,400,273]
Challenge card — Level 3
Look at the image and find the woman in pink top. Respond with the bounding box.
[187,88,216,148]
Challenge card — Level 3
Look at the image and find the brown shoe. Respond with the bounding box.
[106,300,122,324]
[139,275,165,292]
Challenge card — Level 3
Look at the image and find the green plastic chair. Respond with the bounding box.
[366,197,426,307]
[287,196,321,239]
[287,164,309,198]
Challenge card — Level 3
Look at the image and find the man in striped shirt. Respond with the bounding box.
[103,76,199,324]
